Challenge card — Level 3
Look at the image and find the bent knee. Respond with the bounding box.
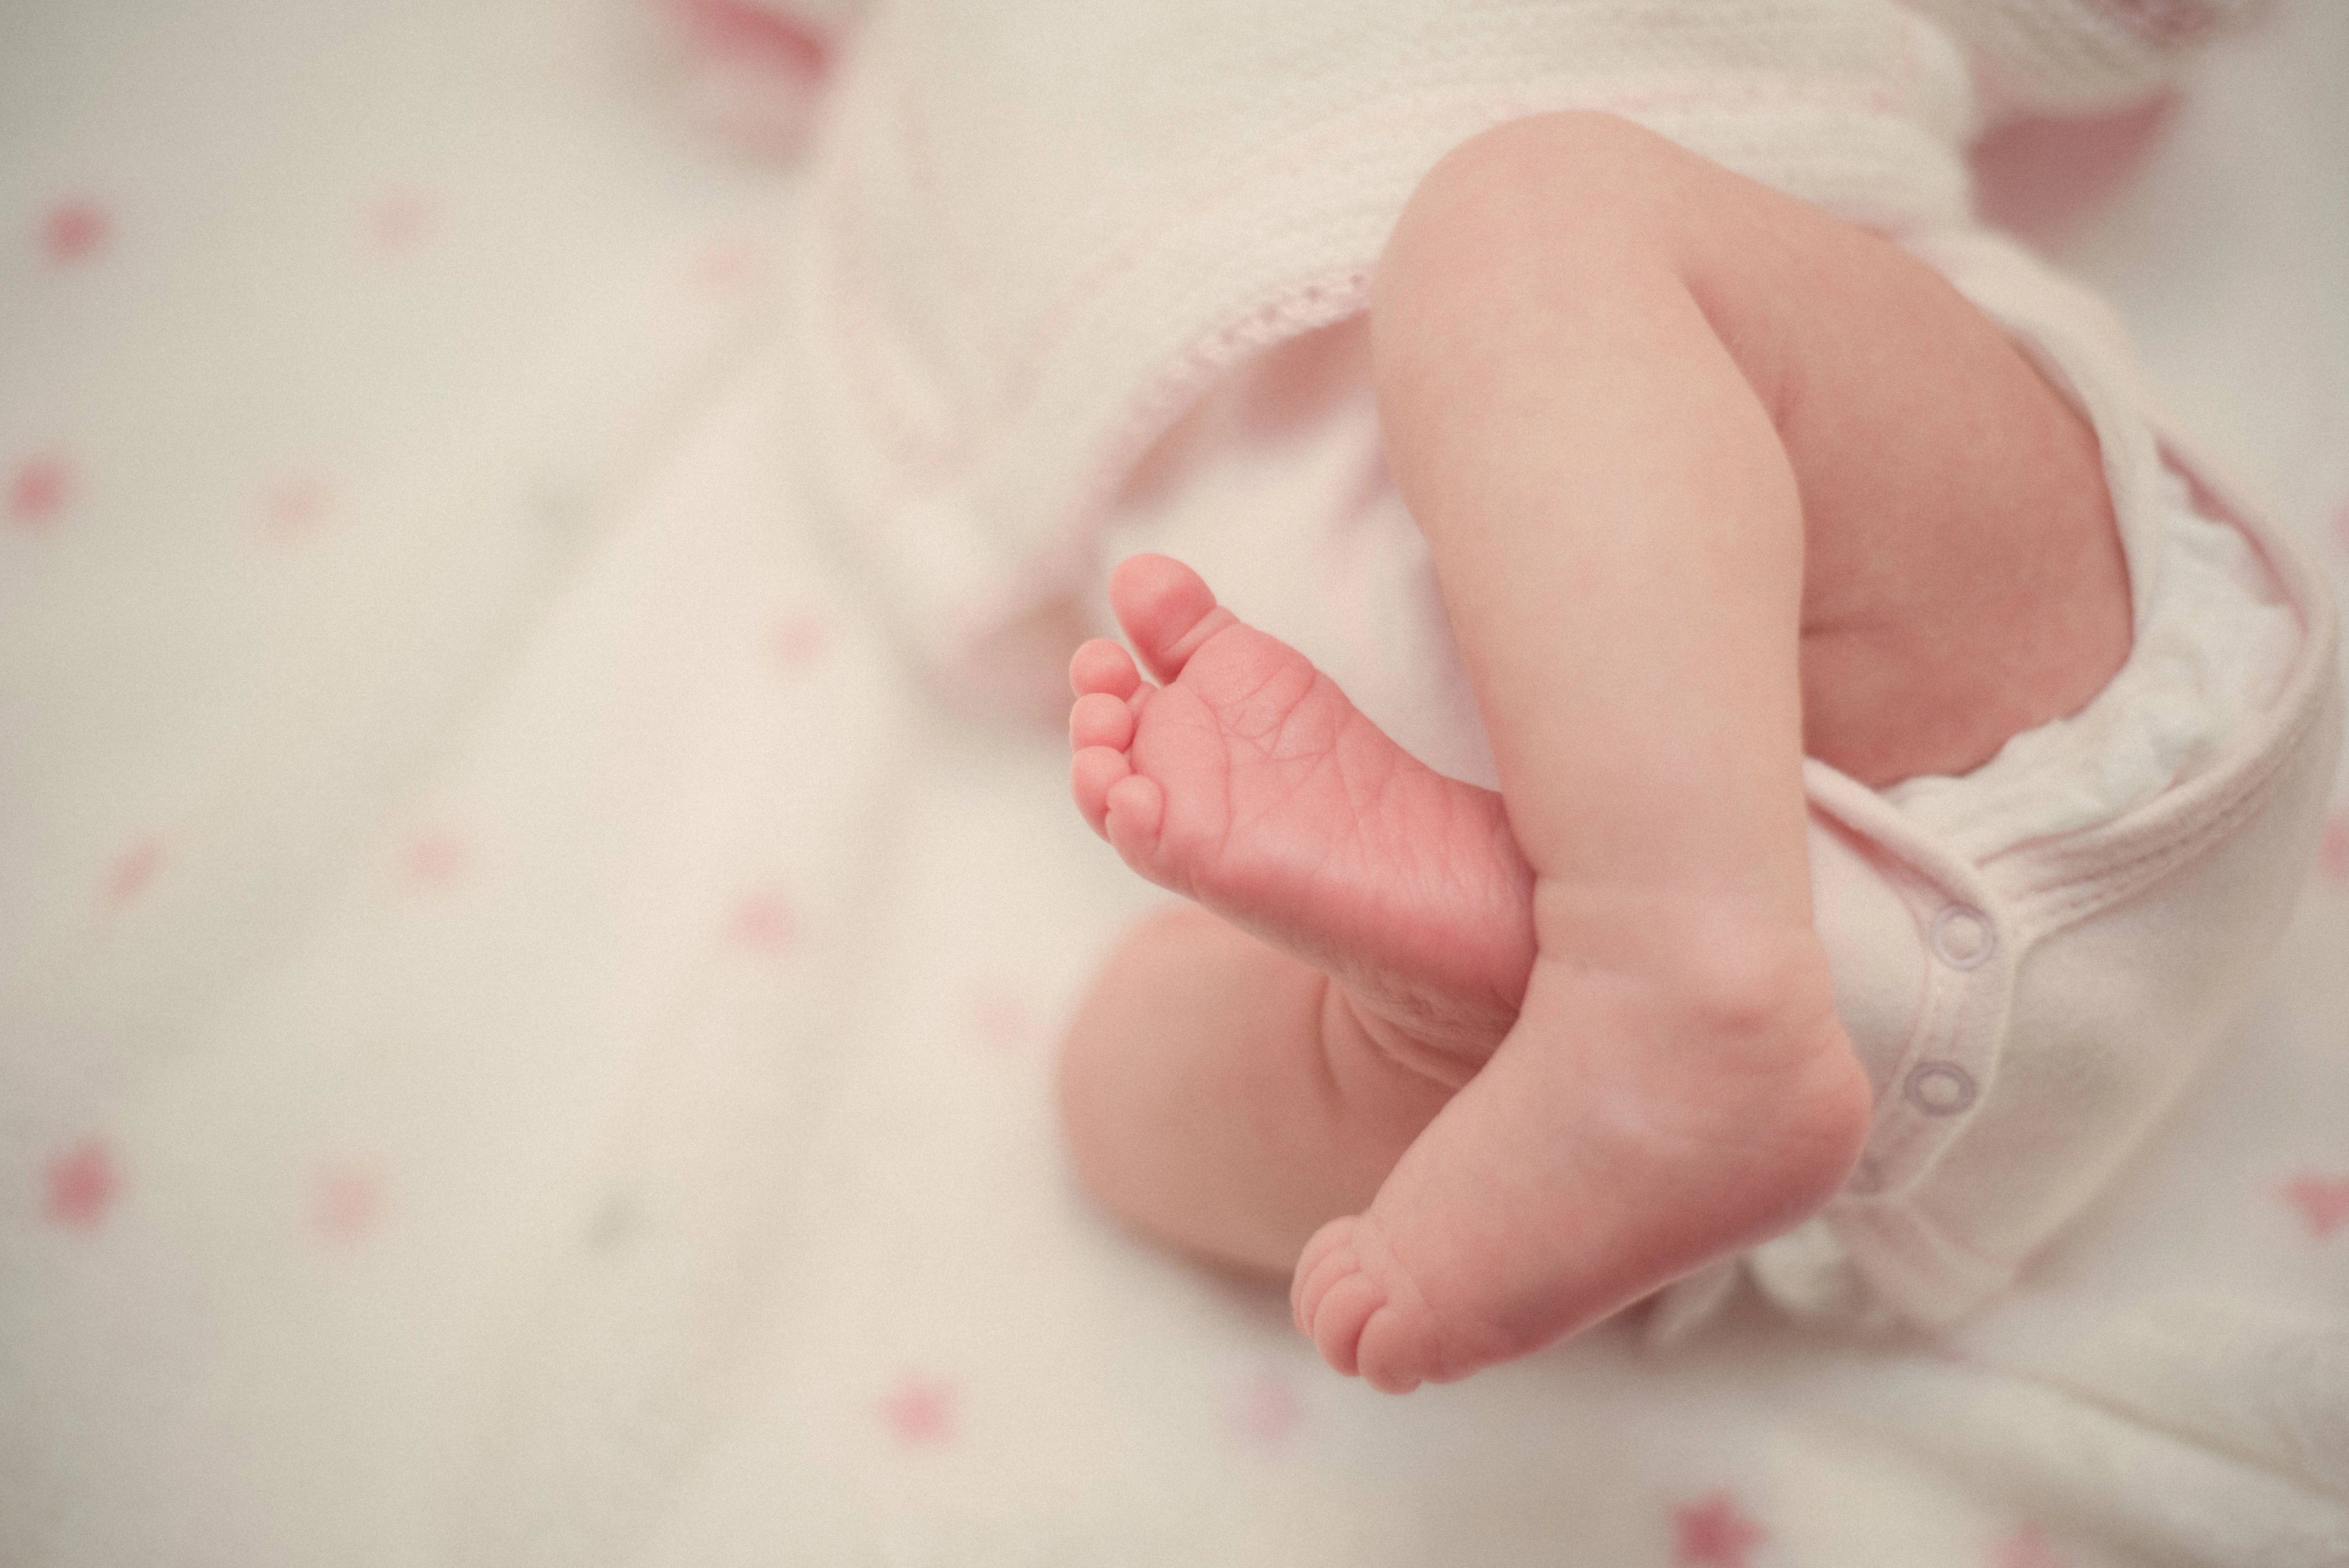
[1372,111,1718,400]
[1379,112,1691,293]
[1406,110,1691,224]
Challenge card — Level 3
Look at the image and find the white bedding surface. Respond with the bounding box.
[3,3,2345,1565]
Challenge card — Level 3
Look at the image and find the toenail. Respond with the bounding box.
[1903,1061,1977,1116]
[1928,905,1994,969]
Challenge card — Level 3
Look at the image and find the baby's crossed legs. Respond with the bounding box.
[1060,112,2129,1391]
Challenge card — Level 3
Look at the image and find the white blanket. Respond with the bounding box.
[2,2,2344,1564]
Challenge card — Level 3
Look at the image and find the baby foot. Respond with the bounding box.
[1071,556,1873,1393]
[1292,928,1873,1392]
[1069,555,1535,1064]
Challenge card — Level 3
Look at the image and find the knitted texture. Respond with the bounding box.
[1900,0,2262,118]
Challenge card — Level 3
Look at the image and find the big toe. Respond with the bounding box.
[1108,554,1237,683]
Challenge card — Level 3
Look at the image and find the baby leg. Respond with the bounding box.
[1295,112,2124,1389]
[1060,904,1455,1273]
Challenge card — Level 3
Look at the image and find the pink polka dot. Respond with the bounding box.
[1230,1365,1305,1449]
[43,1137,118,1231]
[11,453,73,529]
[768,612,827,673]
[1673,1492,1766,1568]
[103,835,163,910]
[691,234,778,298]
[2284,1173,2349,1240]
[262,476,332,542]
[368,190,436,252]
[727,887,799,954]
[879,1374,955,1447]
[401,827,471,891]
[39,199,110,264]
[313,1160,386,1245]
[1993,1523,2072,1568]
[2318,813,2349,887]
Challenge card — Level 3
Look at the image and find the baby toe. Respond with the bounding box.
[1354,1305,1439,1395]
[1069,690,1136,752]
[1291,1217,1358,1330]
[1071,746,1132,836]
[1307,1272,1386,1380]
[1108,555,1235,683]
[1069,638,1142,700]
[1100,773,1166,862]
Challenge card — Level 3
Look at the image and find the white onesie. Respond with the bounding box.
[777,0,2340,1330]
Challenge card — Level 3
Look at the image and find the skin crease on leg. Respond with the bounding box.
[1059,111,2132,1392]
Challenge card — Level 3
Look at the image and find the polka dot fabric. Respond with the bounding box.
[2,2,2345,1567]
